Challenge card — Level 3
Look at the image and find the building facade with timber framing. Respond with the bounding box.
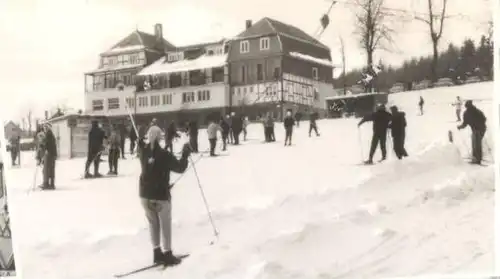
[84,18,335,127]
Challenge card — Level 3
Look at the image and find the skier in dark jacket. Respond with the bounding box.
[389,106,408,159]
[231,113,243,145]
[40,123,58,190]
[187,120,199,153]
[418,96,425,116]
[138,124,191,267]
[309,112,320,137]
[284,110,295,146]
[107,124,121,175]
[219,116,230,151]
[84,120,107,178]
[457,100,487,164]
[358,104,392,164]
[226,114,234,144]
[165,121,180,152]
[119,123,127,159]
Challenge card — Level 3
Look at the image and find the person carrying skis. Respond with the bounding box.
[107,124,121,175]
[457,100,487,165]
[84,120,107,178]
[452,96,462,122]
[389,105,408,159]
[231,112,243,145]
[284,110,295,146]
[138,124,191,267]
[309,111,320,137]
[207,117,222,157]
[418,96,425,115]
[358,104,392,164]
[187,120,199,153]
[39,123,58,190]
[219,116,230,151]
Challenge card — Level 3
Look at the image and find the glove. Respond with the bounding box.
[181,143,192,158]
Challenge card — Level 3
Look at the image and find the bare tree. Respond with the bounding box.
[352,0,395,91]
[413,0,449,84]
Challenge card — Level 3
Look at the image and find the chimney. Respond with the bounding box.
[154,23,163,47]
[245,20,252,30]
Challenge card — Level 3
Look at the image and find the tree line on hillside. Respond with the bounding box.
[335,35,493,93]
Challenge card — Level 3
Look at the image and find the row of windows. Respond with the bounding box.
[237,66,318,84]
[102,53,145,68]
[240,37,270,53]
[91,91,211,111]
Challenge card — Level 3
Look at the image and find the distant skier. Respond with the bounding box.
[226,114,234,144]
[263,114,274,142]
[457,100,487,165]
[358,104,392,164]
[107,124,121,175]
[418,96,425,115]
[207,118,222,156]
[452,96,462,122]
[187,120,199,153]
[231,113,243,145]
[389,106,408,159]
[9,136,19,167]
[242,116,250,141]
[166,121,180,152]
[39,123,57,190]
[309,111,320,137]
[138,124,192,267]
[84,120,107,178]
[284,110,295,146]
[219,116,230,151]
[129,125,138,155]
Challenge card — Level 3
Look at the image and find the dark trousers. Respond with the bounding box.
[130,140,136,154]
[222,133,228,151]
[108,148,120,173]
[43,154,56,187]
[392,131,408,159]
[189,133,198,153]
[120,140,126,158]
[85,150,102,174]
[264,127,272,142]
[285,128,293,145]
[232,129,241,145]
[309,124,319,136]
[209,138,217,155]
[228,129,234,144]
[166,139,173,152]
[471,129,485,163]
[368,132,387,161]
[10,149,17,166]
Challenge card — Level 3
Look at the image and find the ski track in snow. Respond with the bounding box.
[6,82,495,279]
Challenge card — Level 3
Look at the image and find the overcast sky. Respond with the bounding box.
[0,0,491,123]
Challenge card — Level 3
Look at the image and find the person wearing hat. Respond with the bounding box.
[283,109,295,146]
[358,103,392,164]
[138,123,192,266]
[39,123,58,190]
[457,100,487,164]
[388,105,408,159]
[84,120,107,178]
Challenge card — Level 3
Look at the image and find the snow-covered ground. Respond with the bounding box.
[5,82,495,279]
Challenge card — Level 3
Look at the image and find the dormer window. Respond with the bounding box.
[260,37,270,50]
[168,52,184,62]
[240,40,249,53]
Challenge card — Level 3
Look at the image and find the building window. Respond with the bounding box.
[170,73,182,88]
[182,92,195,103]
[162,94,172,105]
[138,96,148,107]
[126,97,135,108]
[93,75,104,91]
[92,100,104,111]
[197,90,211,101]
[151,95,160,106]
[257,64,264,81]
[168,52,184,62]
[129,54,139,64]
[241,66,247,83]
[108,98,120,110]
[314,88,319,101]
[312,67,319,80]
[260,37,270,50]
[189,70,206,86]
[273,67,281,80]
[212,67,224,82]
[240,40,250,53]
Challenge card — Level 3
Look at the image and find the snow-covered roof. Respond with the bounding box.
[137,54,227,76]
[102,45,145,55]
[325,92,387,100]
[289,52,334,67]
[86,63,143,75]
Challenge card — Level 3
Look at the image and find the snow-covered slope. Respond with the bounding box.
[6,82,495,279]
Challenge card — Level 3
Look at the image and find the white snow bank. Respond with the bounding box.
[289,52,334,67]
[138,54,227,76]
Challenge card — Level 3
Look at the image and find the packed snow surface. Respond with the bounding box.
[6,82,495,279]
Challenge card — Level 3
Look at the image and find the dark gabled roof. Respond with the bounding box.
[172,39,226,52]
[236,17,330,50]
[4,121,20,131]
[103,30,176,55]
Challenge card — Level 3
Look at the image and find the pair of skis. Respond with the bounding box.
[114,254,189,278]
